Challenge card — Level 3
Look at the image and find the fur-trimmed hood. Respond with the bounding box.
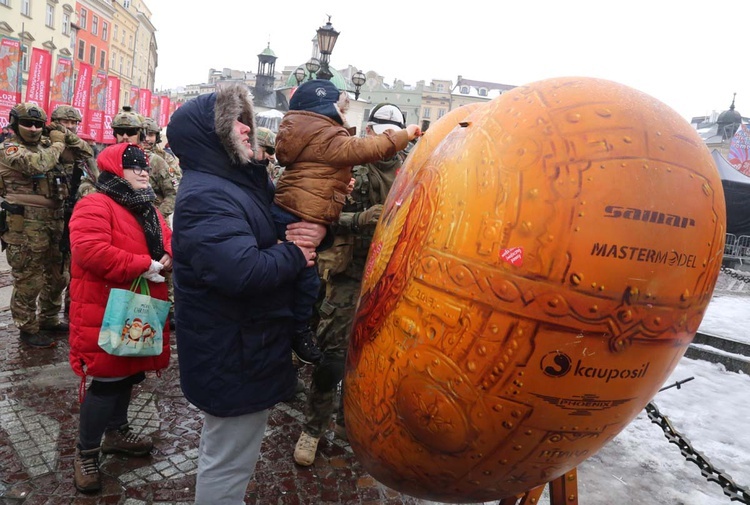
[168,83,257,170]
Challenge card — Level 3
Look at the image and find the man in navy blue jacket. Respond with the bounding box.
[168,83,326,504]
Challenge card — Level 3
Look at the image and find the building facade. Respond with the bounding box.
[0,0,76,103]
[73,0,114,77]
[128,0,157,92]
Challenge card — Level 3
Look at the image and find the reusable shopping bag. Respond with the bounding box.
[98,276,171,357]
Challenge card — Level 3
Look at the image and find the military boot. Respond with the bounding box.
[293,431,320,466]
[73,447,101,493]
[102,423,153,456]
[39,320,69,332]
[19,331,56,348]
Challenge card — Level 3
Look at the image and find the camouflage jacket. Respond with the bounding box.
[318,156,401,279]
[153,145,182,189]
[54,131,98,200]
[147,151,177,217]
[0,137,66,207]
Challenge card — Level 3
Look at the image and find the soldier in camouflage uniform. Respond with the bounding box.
[142,117,182,196]
[141,117,179,322]
[255,127,283,184]
[0,103,73,348]
[111,107,177,219]
[294,104,410,465]
[50,105,99,315]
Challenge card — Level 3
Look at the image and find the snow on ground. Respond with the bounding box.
[700,293,750,345]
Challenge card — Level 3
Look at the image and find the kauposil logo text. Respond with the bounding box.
[540,351,650,383]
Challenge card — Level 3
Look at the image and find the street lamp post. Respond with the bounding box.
[294,67,306,86]
[315,16,339,81]
[305,57,320,79]
[352,71,366,100]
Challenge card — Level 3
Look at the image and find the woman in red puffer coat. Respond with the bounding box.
[68,142,172,494]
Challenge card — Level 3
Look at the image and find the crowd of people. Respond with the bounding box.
[0,78,421,501]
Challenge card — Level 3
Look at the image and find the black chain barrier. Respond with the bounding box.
[720,265,750,284]
[646,395,750,503]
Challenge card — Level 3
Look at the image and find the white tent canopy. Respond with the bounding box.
[256,109,284,132]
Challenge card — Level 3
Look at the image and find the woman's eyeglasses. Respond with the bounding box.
[18,119,45,128]
[264,146,275,156]
[124,166,152,175]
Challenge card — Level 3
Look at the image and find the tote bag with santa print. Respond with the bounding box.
[98,276,171,357]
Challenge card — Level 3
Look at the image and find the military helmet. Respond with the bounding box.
[256,127,276,149]
[112,105,143,129]
[141,117,161,134]
[9,102,47,127]
[51,105,82,122]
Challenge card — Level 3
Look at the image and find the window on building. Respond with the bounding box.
[478,88,487,97]
[21,0,30,16]
[62,12,70,34]
[102,21,108,41]
[92,15,98,35]
[121,30,125,44]
[110,53,115,68]
[460,86,469,94]
[89,45,96,65]
[0,0,10,7]
[436,83,444,92]
[79,8,87,29]
[423,107,431,119]
[100,49,105,69]
[438,109,446,119]
[46,3,54,27]
[21,44,29,71]
[77,39,85,59]
[128,34,133,49]
[119,55,123,74]
[113,24,118,41]
[123,0,131,7]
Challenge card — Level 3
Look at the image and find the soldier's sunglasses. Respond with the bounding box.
[124,166,152,175]
[19,119,45,128]
[114,128,141,137]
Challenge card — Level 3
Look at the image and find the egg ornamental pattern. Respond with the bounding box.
[343,77,725,502]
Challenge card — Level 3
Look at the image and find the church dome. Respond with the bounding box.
[717,95,742,139]
[718,95,742,125]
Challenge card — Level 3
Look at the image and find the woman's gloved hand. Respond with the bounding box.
[142,259,165,283]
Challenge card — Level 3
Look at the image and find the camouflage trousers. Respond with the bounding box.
[303,272,360,437]
[3,215,66,333]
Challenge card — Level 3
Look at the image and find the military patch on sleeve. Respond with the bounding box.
[4,146,18,155]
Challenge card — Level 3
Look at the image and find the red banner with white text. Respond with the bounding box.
[102,75,120,145]
[150,95,160,122]
[0,37,22,128]
[159,96,170,127]
[49,57,74,113]
[138,88,152,117]
[86,70,107,142]
[129,85,139,111]
[24,47,52,112]
[72,63,93,135]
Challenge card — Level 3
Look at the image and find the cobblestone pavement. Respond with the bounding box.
[0,308,455,505]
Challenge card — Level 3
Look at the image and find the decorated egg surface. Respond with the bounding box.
[343,77,725,502]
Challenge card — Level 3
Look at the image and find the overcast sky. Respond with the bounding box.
[150,0,746,122]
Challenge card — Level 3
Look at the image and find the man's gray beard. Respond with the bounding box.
[230,129,251,164]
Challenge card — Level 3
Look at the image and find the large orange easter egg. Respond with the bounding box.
[343,77,725,502]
